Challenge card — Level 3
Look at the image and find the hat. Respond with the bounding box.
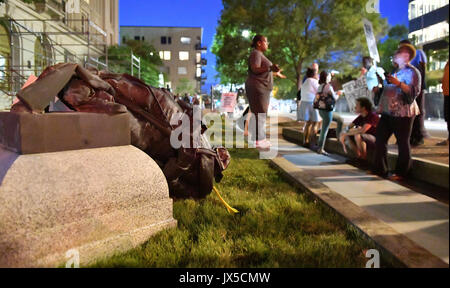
[397,43,416,61]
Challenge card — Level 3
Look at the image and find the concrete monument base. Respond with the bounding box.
[0,145,176,267]
[0,112,176,267]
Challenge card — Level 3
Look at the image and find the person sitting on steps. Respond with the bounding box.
[339,97,380,162]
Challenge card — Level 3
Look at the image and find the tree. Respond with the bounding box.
[377,25,409,73]
[103,40,162,87]
[175,78,195,95]
[212,0,388,94]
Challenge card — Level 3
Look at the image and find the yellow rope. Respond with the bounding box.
[213,186,239,214]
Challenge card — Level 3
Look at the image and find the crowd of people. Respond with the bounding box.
[244,34,449,181]
[173,92,206,108]
[305,41,447,180]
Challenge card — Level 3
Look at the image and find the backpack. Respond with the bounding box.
[313,84,335,111]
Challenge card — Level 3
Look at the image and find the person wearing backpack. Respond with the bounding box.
[372,44,421,180]
[314,71,340,155]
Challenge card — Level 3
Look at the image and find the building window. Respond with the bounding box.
[178,67,187,75]
[110,1,114,24]
[196,53,201,63]
[0,23,10,91]
[409,21,450,45]
[142,36,145,41]
[34,37,48,75]
[161,36,172,45]
[179,51,189,61]
[196,64,202,78]
[180,37,191,44]
[122,36,126,44]
[81,15,85,33]
[134,36,140,41]
[159,51,171,61]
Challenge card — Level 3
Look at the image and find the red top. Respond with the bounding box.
[352,111,380,136]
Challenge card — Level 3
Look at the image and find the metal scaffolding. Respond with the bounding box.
[0,15,109,107]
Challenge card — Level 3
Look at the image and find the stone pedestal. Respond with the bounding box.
[0,112,176,267]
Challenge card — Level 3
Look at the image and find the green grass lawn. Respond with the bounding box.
[91,147,392,268]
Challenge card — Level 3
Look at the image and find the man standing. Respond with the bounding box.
[363,56,385,94]
[372,44,421,180]
[400,40,430,146]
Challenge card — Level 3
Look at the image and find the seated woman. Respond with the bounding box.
[339,97,379,160]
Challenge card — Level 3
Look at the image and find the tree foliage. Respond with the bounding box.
[377,25,409,73]
[103,40,162,87]
[175,78,196,95]
[212,0,388,99]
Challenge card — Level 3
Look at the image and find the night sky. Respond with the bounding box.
[119,0,409,89]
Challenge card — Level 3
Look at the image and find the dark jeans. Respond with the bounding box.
[374,114,415,177]
[410,90,429,143]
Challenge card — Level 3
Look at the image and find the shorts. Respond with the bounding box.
[298,101,320,122]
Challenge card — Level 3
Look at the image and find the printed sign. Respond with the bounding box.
[220,93,237,113]
[363,18,380,63]
[342,76,371,113]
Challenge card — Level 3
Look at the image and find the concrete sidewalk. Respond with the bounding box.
[268,137,449,267]
[282,127,449,190]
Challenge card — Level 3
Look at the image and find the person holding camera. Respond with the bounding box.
[245,35,286,149]
[372,44,421,180]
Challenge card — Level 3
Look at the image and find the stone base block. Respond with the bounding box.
[0,112,130,155]
[0,145,176,267]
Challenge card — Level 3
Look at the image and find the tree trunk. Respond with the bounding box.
[296,60,303,91]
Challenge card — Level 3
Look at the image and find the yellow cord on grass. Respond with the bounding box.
[213,186,239,214]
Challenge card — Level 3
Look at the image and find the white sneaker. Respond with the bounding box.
[255,139,271,150]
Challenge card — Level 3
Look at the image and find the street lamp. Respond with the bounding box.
[242,30,250,38]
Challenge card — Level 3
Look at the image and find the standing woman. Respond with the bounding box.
[316,71,340,155]
[245,35,285,149]
[299,68,320,147]
[373,44,420,180]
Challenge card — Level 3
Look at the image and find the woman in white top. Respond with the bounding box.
[299,68,320,147]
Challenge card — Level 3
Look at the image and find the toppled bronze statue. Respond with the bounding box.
[12,63,230,200]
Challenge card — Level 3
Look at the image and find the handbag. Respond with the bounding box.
[313,84,335,111]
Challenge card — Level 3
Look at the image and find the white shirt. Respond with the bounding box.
[301,78,319,102]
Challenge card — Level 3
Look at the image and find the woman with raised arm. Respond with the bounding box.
[245,35,286,150]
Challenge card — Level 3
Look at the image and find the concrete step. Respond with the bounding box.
[270,139,449,267]
[282,127,449,190]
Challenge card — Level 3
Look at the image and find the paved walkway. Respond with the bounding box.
[279,120,449,165]
[268,136,449,265]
